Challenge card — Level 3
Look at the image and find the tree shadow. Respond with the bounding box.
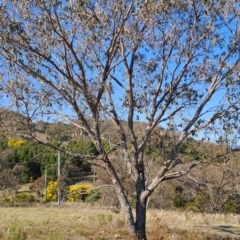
[211,225,240,238]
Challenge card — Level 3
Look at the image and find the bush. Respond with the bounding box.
[46,181,58,202]
[2,195,12,203]
[15,192,36,203]
[7,138,27,148]
[85,191,100,203]
[102,141,110,152]
[46,181,94,202]
[223,200,236,213]
[67,184,92,202]
[173,185,186,208]
[67,140,98,156]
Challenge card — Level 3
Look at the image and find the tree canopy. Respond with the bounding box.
[0,0,239,239]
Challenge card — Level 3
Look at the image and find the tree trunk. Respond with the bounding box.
[135,178,147,240]
[105,156,148,239]
[105,158,136,236]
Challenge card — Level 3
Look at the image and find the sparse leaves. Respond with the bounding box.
[0,0,239,239]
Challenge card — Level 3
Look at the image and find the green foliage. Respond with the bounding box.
[1,135,93,186]
[223,200,236,213]
[173,185,186,208]
[0,134,8,151]
[186,144,203,161]
[76,228,86,237]
[15,192,36,203]
[128,194,137,207]
[12,142,42,182]
[0,149,13,170]
[85,191,100,203]
[6,140,62,182]
[185,194,209,212]
[171,185,211,212]
[2,195,12,203]
[67,139,98,156]
[102,141,110,153]
[7,226,27,240]
[45,230,62,240]
[97,213,113,225]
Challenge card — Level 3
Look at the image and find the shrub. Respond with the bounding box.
[46,181,94,202]
[15,192,36,203]
[223,200,236,213]
[2,195,12,203]
[67,140,98,156]
[173,185,186,208]
[46,181,58,202]
[85,191,100,203]
[7,138,27,148]
[102,141,110,152]
[67,184,92,202]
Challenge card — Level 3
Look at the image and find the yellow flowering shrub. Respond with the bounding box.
[46,181,58,202]
[46,181,92,202]
[7,138,27,148]
[67,184,92,202]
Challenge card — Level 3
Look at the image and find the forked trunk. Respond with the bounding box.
[106,156,148,239]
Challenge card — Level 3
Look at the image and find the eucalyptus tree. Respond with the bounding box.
[0,0,240,239]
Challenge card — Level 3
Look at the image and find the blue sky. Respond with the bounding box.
[0,0,239,147]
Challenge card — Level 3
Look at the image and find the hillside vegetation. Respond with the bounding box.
[1,116,240,215]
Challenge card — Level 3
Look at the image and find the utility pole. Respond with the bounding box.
[44,168,47,202]
[58,150,61,205]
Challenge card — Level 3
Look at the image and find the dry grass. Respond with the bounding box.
[0,204,240,240]
[0,203,128,240]
[147,209,240,240]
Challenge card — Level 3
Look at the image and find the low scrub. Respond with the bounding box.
[15,192,36,203]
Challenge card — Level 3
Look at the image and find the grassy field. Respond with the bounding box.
[0,203,240,240]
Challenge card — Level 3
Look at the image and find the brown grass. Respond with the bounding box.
[0,204,239,240]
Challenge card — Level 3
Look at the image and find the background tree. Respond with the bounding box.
[0,164,24,203]
[0,0,240,239]
[0,134,13,170]
[30,176,46,202]
[184,146,240,213]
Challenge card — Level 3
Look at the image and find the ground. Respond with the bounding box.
[149,209,240,239]
[0,203,239,239]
